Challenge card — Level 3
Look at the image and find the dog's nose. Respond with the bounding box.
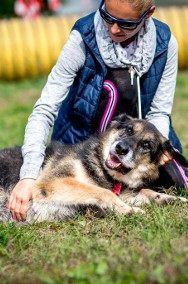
[115,142,129,156]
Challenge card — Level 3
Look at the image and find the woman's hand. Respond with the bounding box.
[160,150,173,166]
[8,178,36,221]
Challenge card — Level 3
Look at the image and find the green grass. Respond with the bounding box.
[0,72,188,283]
[173,72,188,157]
[0,76,47,147]
[1,205,188,284]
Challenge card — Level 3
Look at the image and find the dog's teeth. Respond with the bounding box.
[106,154,121,169]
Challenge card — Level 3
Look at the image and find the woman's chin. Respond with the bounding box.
[110,34,126,42]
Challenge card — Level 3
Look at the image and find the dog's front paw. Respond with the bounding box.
[178,196,188,203]
[154,193,188,204]
[116,204,145,215]
[131,206,145,214]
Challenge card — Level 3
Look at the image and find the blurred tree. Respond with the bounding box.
[0,0,15,18]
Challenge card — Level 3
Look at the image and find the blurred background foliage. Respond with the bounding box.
[0,0,188,81]
[0,0,67,18]
[156,0,188,5]
[1,0,188,19]
[0,0,15,17]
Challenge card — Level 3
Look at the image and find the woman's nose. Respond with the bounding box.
[110,22,121,34]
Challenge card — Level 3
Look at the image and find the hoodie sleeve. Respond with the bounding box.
[145,34,178,138]
[20,30,86,179]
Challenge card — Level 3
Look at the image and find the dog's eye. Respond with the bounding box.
[142,141,151,150]
[125,125,133,136]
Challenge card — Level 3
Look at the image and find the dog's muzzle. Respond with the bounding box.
[115,142,129,156]
[105,142,132,174]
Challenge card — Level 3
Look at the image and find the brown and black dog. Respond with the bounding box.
[0,114,188,223]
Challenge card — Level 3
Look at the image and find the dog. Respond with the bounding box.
[0,114,188,223]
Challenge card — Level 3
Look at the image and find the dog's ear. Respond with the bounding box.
[108,114,133,129]
[162,140,188,167]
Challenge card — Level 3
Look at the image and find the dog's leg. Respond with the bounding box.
[121,188,187,206]
[29,177,145,222]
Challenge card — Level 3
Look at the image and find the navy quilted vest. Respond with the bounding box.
[52,13,182,152]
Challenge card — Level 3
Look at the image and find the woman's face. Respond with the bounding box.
[104,0,151,43]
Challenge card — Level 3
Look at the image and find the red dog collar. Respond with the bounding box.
[112,182,122,195]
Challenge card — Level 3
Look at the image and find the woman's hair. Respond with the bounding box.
[121,0,155,15]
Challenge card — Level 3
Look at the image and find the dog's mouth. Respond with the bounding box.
[105,154,131,174]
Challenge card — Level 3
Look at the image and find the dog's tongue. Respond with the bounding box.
[106,154,121,169]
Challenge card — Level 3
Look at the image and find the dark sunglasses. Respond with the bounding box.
[99,0,151,30]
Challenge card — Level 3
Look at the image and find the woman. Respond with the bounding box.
[9,0,182,221]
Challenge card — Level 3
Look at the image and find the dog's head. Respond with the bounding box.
[101,114,188,188]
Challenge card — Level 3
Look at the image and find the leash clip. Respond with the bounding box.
[128,66,136,86]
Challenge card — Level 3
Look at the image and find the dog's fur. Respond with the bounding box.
[0,114,188,223]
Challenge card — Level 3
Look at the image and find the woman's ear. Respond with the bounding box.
[145,5,156,19]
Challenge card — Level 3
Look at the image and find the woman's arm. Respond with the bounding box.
[145,34,178,138]
[20,30,86,180]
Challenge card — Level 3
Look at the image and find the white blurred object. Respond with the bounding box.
[57,0,100,15]
[82,0,89,7]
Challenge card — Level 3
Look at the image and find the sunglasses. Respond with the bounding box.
[99,0,151,30]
